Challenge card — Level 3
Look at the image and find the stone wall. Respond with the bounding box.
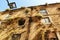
[0,3,60,40]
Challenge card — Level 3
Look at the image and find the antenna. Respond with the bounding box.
[6,0,17,9]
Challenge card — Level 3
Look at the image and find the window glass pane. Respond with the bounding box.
[9,2,17,9]
[45,19,49,23]
[40,9,47,15]
[41,17,50,24]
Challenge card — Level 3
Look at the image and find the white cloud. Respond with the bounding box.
[41,0,60,4]
[24,0,60,7]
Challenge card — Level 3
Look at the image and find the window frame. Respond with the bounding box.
[39,9,48,15]
[41,17,51,24]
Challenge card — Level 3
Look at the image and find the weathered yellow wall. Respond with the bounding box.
[0,3,60,40]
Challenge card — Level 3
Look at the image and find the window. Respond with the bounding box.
[57,8,60,11]
[18,18,25,26]
[41,17,51,24]
[39,9,47,15]
[12,34,21,40]
[58,8,60,10]
[9,2,17,9]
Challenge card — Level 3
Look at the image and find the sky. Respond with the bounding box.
[0,0,60,11]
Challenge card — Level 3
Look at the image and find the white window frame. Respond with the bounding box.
[41,17,51,24]
[39,9,47,15]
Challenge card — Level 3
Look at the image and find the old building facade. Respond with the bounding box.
[0,3,60,40]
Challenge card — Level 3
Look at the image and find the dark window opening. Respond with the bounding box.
[31,7,34,10]
[57,8,60,11]
[44,30,58,40]
[58,8,60,10]
[18,18,25,25]
[12,34,21,40]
